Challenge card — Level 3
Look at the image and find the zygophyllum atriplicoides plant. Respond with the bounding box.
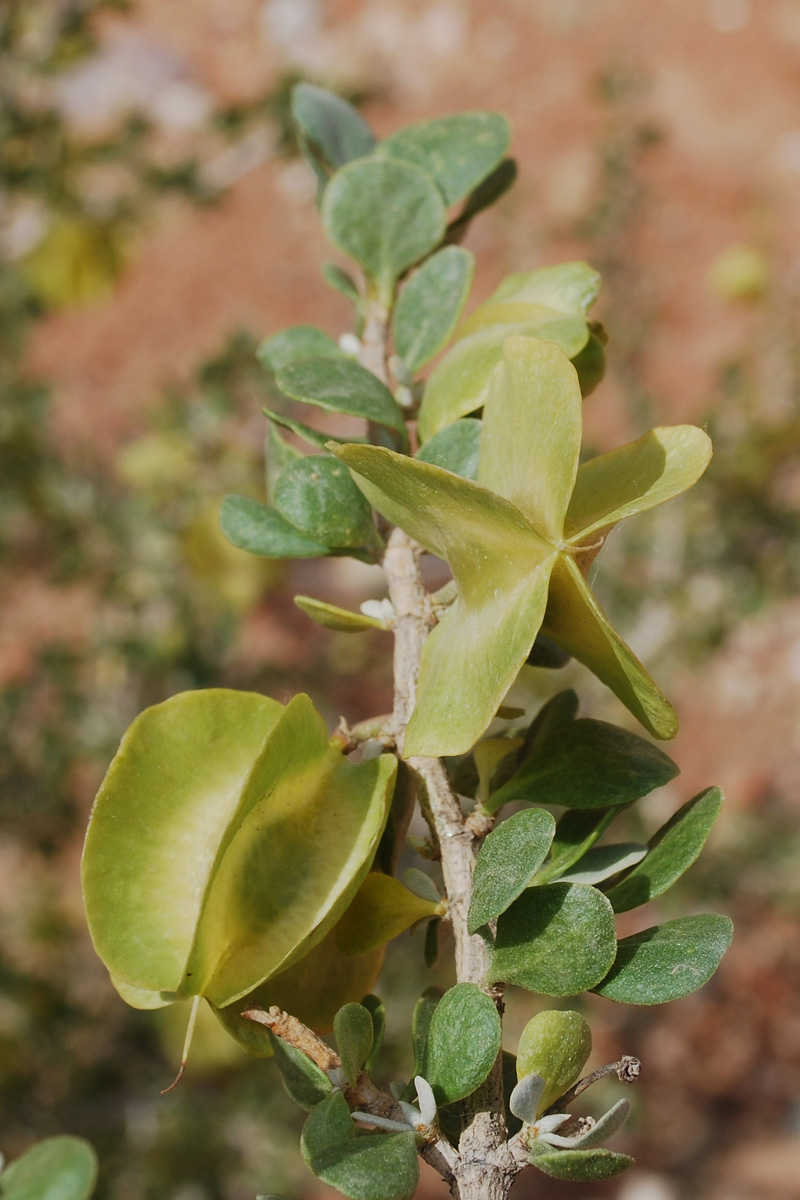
[82,87,733,1200]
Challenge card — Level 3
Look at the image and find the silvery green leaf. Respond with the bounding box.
[508,1073,546,1123]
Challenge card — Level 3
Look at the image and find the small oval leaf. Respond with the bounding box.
[322,159,446,297]
[516,1010,592,1115]
[594,913,733,1005]
[415,418,482,480]
[273,457,382,552]
[379,112,511,206]
[294,595,389,633]
[528,1143,634,1182]
[221,495,328,559]
[0,1138,98,1200]
[423,983,501,1105]
[468,809,556,933]
[257,325,344,374]
[276,356,406,438]
[335,1002,374,1087]
[605,787,724,913]
[489,883,617,995]
[393,246,474,373]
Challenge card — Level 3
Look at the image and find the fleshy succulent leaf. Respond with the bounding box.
[516,1010,592,1115]
[468,809,556,933]
[335,1002,374,1087]
[393,246,475,373]
[422,983,502,1105]
[378,112,510,206]
[0,1137,98,1200]
[528,1143,634,1181]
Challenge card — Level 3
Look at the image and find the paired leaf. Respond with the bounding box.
[516,1010,592,1115]
[361,994,386,1073]
[0,1137,98,1200]
[418,262,600,441]
[276,356,407,440]
[257,325,344,374]
[393,246,474,372]
[489,883,617,995]
[594,914,733,1005]
[294,595,389,633]
[335,873,443,956]
[422,983,502,1105]
[292,84,377,174]
[270,1032,333,1110]
[302,1094,419,1200]
[221,495,328,559]
[335,1003,374,1086]
[83,691,396,1007]
[274,456,382,553]
[528,1143,633,1182]
[559,843,646,885]
[412,987,443,1079]
[605,787,723,912]
[379,112,510,206]
[536,807,623,885]
[488,718,678,814]
[322,159,446,299]
[467,809,556,933]
[415,418,481,480]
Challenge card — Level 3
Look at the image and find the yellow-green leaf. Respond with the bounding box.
[516,1009,592,1115]
[82,690,396,1009]
[294,595,389,632]
[479,337,582,542]
[565,425,713,542]
[542,556,678,740]
[335,873,443,956]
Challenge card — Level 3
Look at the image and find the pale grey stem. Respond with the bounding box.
[361,289,522,1200]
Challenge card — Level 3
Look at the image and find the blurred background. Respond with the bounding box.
[2,2,800,1199]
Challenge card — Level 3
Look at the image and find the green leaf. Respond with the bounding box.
[594,914,733,1005]
[528,1143,634,1182]
[220,495,328,558]
[423,983,502,1105]
[0,1138,98,1200]
[542,555,679,740]
[489,717,679,813]
[292,84,377,171]
[323,263,362,304]
[335,1002,374,1087]
[522,689,579,756]
[276,356,407,440]
[257,325,344,374]
[489,883,617,995]
[605,787,724,913]
[333,443,556,757]
[393,246,474,373]
[570,322,607,397]
[468,809,556,933]
[479,337,583,543]
[526,633,571,669]
[565,425,713,542]
[270,1031,334,1110]
[379,112,511,206]
[559,843,646,885]
[265,424,302,502]
[335,873,443,956]
[263,406,357,451]
[516,1010,592,1115]
[536,808,623,885]
[361,994,385,1073]
[294,595,389,633]
[310,1134,419,1200]
[412,987,443,1078]
[446,158,517,240]
[302,1092,354,1160]
[273,456,382,553]
[212,922,385,1053]
[322,159,446,299]
[473,736,523,803]
[417,263,600,441]
[83,691,396,1008]
[415,418,481,480]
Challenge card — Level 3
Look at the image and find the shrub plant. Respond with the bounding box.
[81,87,732,1200]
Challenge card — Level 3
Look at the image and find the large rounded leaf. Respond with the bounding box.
[322,159,446,300]
[0,1137,98,1200]
[83,690,396,1008]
